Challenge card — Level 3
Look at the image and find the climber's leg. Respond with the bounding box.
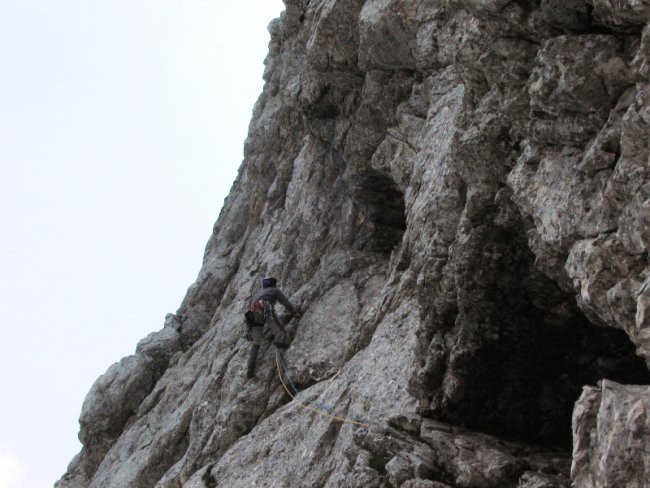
[247,345,260,379]
[247,326,263,379]
[269,309,290,348]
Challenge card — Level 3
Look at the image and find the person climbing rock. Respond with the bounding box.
[245,276,299,379]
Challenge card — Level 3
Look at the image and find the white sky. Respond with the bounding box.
[0,1,285,486]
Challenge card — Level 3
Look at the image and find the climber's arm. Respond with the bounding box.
[276,289,297,316]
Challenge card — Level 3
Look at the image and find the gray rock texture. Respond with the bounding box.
[572,380,650,488]
[57,1,650,487]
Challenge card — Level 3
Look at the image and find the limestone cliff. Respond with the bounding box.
[57,1,650,487]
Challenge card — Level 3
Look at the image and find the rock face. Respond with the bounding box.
[572,380,650,487]
[57,1,650,487]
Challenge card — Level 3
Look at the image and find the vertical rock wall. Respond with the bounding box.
[58,1,650,487]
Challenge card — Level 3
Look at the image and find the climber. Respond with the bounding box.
[245,276,299,379]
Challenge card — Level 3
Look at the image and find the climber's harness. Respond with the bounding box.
[244,299,272,342]
[250,299,270,325]
[244,298,291,349]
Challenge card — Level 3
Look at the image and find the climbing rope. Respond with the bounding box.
[274,349,379,429]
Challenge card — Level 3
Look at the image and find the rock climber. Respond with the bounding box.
[245,276,299,379]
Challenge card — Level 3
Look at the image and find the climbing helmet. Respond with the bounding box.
[262,276,277,288]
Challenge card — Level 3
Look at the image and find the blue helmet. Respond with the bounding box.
[262,276,277,289]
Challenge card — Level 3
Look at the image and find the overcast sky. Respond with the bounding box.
[0,1,285,486]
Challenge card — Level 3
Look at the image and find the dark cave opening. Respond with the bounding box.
[350,170,407,254]
[430,225,650,448]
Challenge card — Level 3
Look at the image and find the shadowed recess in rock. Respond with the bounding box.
[421,225,650,448]
[351,169,407,254]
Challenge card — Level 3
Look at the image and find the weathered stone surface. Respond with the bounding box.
[572,380,650,487]
[588,0,650,30]
[402,480,452,488]
[417,419,570,488]
[58,1,650,487]
[136,314,183,365]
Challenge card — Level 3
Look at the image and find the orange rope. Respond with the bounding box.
[275,350,372,428]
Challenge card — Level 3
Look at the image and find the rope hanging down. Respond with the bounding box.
[275,350,385,430]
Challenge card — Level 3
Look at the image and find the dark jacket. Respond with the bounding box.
[251,287,296,315]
